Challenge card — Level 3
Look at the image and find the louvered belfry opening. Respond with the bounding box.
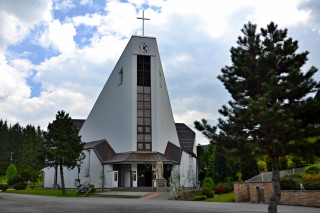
[137,55,152,151]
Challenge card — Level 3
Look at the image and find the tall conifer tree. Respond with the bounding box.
[196,22,320,213]
[43,110,85,194]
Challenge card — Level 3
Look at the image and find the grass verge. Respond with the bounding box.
[5,188,90,197]
[205,192,235,202]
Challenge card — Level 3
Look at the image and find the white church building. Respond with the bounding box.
[43,35,197,189]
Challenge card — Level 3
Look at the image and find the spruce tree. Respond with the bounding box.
[43,110,85,194]
[195,22,320,213]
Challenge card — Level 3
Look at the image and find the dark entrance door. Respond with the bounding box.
[113,164,131,187]
[137,164,153,187]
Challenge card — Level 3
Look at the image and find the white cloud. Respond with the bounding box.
[53,0,75,10]
[99,0,139,38]
[0,0,52,52]
[38,20,76,54]
[73,13,102,26]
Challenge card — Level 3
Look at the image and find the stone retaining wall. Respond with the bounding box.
[234,182,320,208]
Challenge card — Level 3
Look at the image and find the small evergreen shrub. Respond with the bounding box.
[7,174,24,186]
[13,183,27,190]
[0,184,8,192]
[302,181,320,190]
[201,183,214,198]
[194,195,207,201]
[6,163,17,179]
[304,165,320,175]
[204,177,214,186]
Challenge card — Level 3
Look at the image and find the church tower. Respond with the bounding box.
[79,36,180,153]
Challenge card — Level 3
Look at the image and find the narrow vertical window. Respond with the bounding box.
[118,68,123,85]
[137,55,151,151]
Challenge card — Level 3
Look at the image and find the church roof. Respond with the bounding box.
[175,123,196,155]
[84,139,178,164]
[72,119,85,132]
[84,139,116,162]
[104,152,174,164]
[164,141,181,164]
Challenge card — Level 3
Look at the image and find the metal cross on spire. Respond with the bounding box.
[137,10,150,36]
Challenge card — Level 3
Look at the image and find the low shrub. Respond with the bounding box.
[194,195,207,201]
[221,182,233,193]
[280,174,302,190]
[204,177,214,186]
[13,183,27,190]
[216,186,223,194]
[8,174,24,186]
[304,165,320,175]
[302,181,320,190]
[303,173,320,182]
[280,179,299,190]
[201,183,214,198]
[0,183,8,192]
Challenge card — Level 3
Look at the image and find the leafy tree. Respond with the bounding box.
[43,110,85,194]
[212,145,232,183]
[6,163,17,179]
[195,22,320,213]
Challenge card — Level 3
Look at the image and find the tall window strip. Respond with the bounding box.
[137,55,151,151]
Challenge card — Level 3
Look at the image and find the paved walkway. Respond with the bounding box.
[91,191,171,199]
[1,193,320,213]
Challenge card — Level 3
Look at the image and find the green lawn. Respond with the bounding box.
[0,176,7,184]
[5,188,90,197]
[205,191,235,202]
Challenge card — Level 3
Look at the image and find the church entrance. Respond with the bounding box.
[113,164,132,187]
[137,164,153,187]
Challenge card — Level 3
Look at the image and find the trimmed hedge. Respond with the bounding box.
[13,183,27,190]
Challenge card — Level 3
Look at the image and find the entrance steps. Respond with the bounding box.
[111,187,155,192]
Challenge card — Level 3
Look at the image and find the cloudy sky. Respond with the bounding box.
[1,0,319,144]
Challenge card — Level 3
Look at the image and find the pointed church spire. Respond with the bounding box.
[137,10,150,36]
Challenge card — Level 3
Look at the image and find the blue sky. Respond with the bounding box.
[0,0,319,144]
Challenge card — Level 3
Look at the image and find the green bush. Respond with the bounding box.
[224,177,233,182]
[221,181,234,193]
[302,181,320,190]
[7,174,24,186]
[304,165,320,175]
[6,163,17,179]
[201,183,214,198]
[0,183,8,192]
[280,174,302,190]
[13,182,27,190]
[194,195,207,201]
[203,177,216,191]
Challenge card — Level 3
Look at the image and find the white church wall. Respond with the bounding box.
[87,150,103,188]
[79,39,135,153]
[152,54,180,152]
[180,151,197,188]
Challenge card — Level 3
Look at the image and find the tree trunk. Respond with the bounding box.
[268,155,281,213]
[59,164,66,195]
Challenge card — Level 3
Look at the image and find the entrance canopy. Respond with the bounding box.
[84,139,180,164]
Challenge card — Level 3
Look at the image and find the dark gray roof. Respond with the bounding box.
[104,152,174,164]
[72,119,85,132]
[175,123,196,155]
[84,139,116,162]
[84,140,177,164]
[164,141,181,164]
